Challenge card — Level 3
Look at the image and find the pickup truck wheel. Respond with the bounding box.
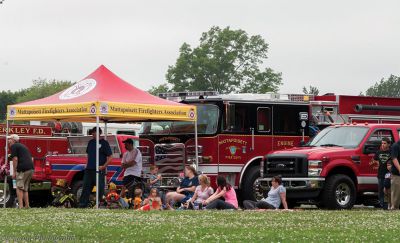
[323,174,356,209]
[0,182,17,208]
[72,180,83,202]
[241,166,265,201]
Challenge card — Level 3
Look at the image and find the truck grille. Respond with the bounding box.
[264,154,308,177]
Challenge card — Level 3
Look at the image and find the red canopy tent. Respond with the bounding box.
[7,65,196,122]
[4,65,198,208]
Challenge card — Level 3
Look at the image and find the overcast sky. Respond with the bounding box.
[0,0,399,95]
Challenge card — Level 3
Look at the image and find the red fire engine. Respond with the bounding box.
[308,94,400,125]
[0,124,69,207]
[139,92,310,201]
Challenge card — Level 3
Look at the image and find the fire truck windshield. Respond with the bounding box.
[139,104,219,135]
[309,126,369,148]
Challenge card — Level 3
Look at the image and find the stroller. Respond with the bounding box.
[105,183,125,209]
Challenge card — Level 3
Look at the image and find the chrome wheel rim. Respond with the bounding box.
[335,183,351,206]
[0,184,11,205]
[253,177,268,200]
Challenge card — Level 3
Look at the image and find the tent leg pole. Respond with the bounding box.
[194,119,199,169]
[96,116,99,209]
[3,120,9,208]
[104,121,108,141]
[103,121,107,198]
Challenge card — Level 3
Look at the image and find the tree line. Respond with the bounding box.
[0,79,73,121]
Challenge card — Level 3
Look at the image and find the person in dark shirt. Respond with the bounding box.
[165,166,199,209]
[373,137,391,208]
[79,127,112,208]
[8,134,34,209]
[390,139,400,210]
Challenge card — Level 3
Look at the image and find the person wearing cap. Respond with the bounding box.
[79,127,112,208]
[120,138,142,198]
[8,134,34,208]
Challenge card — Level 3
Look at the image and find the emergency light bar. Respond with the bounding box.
[158,91,219,99]
[158,91,310,102]
[219,93,290,101]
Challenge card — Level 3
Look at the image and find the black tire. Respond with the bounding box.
[315,201,325,209]
[241,166,263,201]
[322,174,356,209]
[71,180,83,203]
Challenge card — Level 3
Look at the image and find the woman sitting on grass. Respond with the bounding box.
[165,166,199,209]
[185,174,214,209]
[243,175,288,210]
[202,175,238,210]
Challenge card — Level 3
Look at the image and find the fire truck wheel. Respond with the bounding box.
[72,180,83,202]
[0,182,17,208]
[322,174,356,210]
[241,166,264,201]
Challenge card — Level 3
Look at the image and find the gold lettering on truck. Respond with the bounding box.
[277,140,294,147]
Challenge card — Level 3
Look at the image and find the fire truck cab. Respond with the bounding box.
[139,92,310,201]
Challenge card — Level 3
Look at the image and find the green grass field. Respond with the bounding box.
[0,208,399,242]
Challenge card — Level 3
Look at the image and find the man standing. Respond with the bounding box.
[79,127,112,208]
[390,138,400,209]
[374,137,391,209]
[120,138,142,198]
[8,134,34,209]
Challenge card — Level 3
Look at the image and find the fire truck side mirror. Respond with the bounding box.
[363,144,378,154]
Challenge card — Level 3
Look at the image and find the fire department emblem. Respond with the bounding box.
[100,103,108,114]
[188,109,195,119]
[229,146,237,155]
[59,79,97,100]
[9,107,16,117]
[90,104,97,114]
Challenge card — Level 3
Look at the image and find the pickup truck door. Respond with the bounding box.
[359,129,394,190]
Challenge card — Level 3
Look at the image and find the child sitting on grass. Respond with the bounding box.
[139,188,162,211]
[133,188,143,209]
[147,165,166,206]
